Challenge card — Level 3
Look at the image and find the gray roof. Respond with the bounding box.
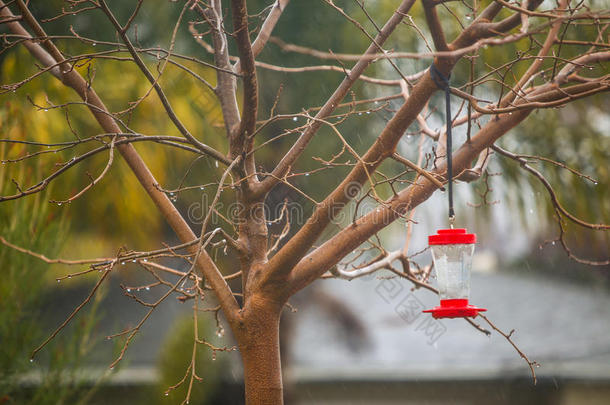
[46,267,610,383]
[288,271,610,381]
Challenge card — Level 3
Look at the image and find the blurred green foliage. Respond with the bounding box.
[153,314,225,405]
[0,161,103,405]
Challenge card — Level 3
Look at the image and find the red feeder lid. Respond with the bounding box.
[429,228,476,245]
[423,299,486,319]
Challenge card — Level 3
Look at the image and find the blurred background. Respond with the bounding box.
[1,0,609,404]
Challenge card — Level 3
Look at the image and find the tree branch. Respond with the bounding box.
[96,0,230,166]
[250,0,290,60]
[285,61,607,295]
[422,0,449,52]
[262,0,543,290]
[230,0,259,177]
[2,0,241,328]
[253,0,418,197]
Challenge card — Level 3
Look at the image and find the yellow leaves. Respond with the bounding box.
[1,47,225,249]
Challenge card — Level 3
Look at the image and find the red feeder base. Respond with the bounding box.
[423,299,486,319]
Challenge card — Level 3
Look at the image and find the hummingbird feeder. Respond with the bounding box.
[423,64,486,319]
[423,228,486,318]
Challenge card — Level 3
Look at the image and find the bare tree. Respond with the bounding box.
[1,0,609,403]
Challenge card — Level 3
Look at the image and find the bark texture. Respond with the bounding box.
[237,297,284,404]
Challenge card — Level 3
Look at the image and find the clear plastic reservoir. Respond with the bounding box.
[431,243,474,300]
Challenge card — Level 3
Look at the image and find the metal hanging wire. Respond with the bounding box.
[429,63,455,225]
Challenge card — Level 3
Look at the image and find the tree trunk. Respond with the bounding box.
[239,299,284,405]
